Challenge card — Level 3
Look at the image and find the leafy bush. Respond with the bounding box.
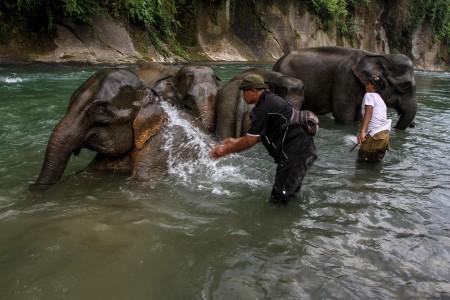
[0,0,102,30]
[307,0,370,41]
[308,0,449,46]
[393,0,450,48]
[0,0,186,57]
[309,0,348,28]
[423,0,450,44]
[118,0,184,57]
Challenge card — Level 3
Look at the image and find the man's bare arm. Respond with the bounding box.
[210,135,260,159]
[358,105,373,144]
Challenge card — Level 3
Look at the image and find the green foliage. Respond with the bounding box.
[118,0,185,57]
[422,0,450,44]
[63,0,101,23]
[393,0,450,48]
[309,0,348,28]
[307,0,370,41]
[309,0,370,27]
[0,0,188,58]
[308,0,449,45]
[0,0,102,30]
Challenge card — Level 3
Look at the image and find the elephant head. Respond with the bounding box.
[173,65,221,132]
[136,63,220,133]
[352,54,416,129]
[215,68,304,139]
[136,62,178,88]
[32,68,164,190]
[264,73,304,110]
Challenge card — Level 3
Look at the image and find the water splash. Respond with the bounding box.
[159,101,264,189]
[344,134,357,145]
[160,101,215,180]
[0,76,24,83]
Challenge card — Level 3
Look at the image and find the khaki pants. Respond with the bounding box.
[358,130,390,162]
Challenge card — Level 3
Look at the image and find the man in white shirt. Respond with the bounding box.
[357,76,391,162]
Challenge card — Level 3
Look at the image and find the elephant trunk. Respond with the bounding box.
[395,96,417,130]
[198,95,216,132]
[190,83,217,132]
[32,117,86,190]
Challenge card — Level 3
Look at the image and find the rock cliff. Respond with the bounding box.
[0,0,448,70]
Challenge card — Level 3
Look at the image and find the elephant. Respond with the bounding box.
[272,46,416,130]
[136,63,221,132]
[136,61,178,87]
[215,68,304,139]
[32,68,169,190]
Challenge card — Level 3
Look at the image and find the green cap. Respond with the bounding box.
[239,74,268,90]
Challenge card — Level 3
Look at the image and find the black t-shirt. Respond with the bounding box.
[247,90,305,160]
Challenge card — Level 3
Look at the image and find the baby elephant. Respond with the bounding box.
[137,63,222,132]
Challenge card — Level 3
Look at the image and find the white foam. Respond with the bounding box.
[160,101,265,189]
[344,134,358,145]
[211,187,232,195]
[0,76,24,83]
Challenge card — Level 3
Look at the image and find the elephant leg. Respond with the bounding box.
[331,78,360,125]
[332,98,357,125]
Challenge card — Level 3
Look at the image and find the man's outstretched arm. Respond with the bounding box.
[210,135,260,159]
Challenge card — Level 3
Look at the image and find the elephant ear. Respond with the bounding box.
[133,102,166,150]
[352,55,388,91]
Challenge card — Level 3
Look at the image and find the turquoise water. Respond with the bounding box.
[0,64,449,299]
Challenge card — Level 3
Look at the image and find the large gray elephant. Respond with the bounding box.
[32,68,169,190]
[273,46,416,129]
[215,68,304,139]
[137,63,221,132]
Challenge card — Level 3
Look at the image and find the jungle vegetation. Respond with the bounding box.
[0,0,448,56]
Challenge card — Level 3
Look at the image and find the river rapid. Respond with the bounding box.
[0,64,449,300]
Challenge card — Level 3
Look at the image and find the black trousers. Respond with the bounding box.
[270,136,317,203]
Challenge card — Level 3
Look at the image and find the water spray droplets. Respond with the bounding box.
[159,101,256,189]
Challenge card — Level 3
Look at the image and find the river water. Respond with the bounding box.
[0,64,449,300]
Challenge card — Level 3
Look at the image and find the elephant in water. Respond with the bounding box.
[32,68,170,190]
[273,46,416,129]
[215,68,304,139]
[136,63,221,133]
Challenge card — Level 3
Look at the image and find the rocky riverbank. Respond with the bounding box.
[0,0,448,71]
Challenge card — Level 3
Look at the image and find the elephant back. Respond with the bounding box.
[136,62,179,88]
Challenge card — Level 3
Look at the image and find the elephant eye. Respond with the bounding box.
[91,101,109,114]
[96,106,105,114]
[89,102,112,124]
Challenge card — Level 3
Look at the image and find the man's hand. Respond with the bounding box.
[210,135,260,159]
[357,131,367,144]
[210,145,227,159]
[210,138,235,159]
[358,105,373,144]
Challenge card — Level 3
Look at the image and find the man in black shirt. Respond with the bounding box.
[210,74,317,203]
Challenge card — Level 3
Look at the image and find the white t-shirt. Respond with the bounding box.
[361,92,391,135]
